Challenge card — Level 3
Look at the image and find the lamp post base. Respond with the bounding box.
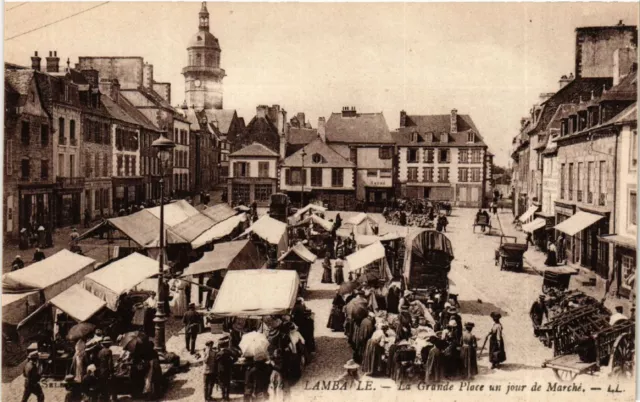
[153,312,167,354]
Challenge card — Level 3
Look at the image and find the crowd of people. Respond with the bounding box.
[327,278,508,384]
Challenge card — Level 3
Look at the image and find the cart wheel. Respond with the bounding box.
[609,333,635,379]
[553,368,578,382]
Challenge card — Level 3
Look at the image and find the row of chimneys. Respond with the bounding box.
[31,51,67,73]
[399,109,459,134]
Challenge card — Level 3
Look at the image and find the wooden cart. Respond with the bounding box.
[542,270,573,293]
[494,236,528,271]
[473,215,491,233]
[541,304,634,381]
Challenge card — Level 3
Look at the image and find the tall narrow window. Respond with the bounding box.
[587,161,593,202]
[459,167,468,182]
[632,130,638,169]
[70,120,76,145]
[40,159,49,179]
[21,121,30,145]
[58,117,65,144]
[424,148,434,163]
[21,159,30,179]
[331,168,343,187]
[408,149,418,163]
[438,167,450,183]
[311,167,322,186]
[630,191,637,226]
[560,163,565,199]
[407,167,418,182]
[258,162,269,178]
[568,163,574,200]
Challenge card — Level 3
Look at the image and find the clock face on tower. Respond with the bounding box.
[195,80,202,88]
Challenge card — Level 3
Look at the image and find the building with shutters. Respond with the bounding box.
[280,138,356,210]
[393,109,489,208]
[227,142,279,206]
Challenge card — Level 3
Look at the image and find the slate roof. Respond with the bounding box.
[116,95,160,132]
[546,104,578,131]
[205,109,237,134]
[610,102,637,125]
[600,72,637,102]
[529,77,612,136]
[230,142,279,158]
[5,69,34,96]
[393,113,486,147]
[282,138,355,168]
[287,127,318,145]
[325,112,393,144]
[101,95,140,126]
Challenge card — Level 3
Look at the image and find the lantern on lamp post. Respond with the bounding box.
[151,130,175,354]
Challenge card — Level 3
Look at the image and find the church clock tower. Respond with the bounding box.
[182,2,225,109]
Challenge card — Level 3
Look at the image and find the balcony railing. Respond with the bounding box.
[587,192,593,204]
[599,193,606,206]
[56,176,85,188]
[70,137,78,146]
[577,190,583,202]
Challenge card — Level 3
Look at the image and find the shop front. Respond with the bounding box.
[228,177,277,207]
[18,184,56,246]
[365,187,394,212]
[554,202,576,263]
[599,234,636,300]
[112,177,144,213]
[554,208,609,277]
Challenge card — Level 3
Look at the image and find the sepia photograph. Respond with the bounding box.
[1,1,638,401]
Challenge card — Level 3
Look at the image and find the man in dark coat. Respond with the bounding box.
[96,338,116,402]
[203,341,218,401]
[22,352,44,402]
[182,303,201,354]
[529,295,548,335]
[215,337,238,401]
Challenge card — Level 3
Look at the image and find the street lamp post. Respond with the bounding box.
[301,149,307,208]
[151,131,175,355]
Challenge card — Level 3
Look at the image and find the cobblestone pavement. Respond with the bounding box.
[3,208,634,402]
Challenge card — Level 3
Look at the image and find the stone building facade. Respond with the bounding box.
[227,143,279,206]
[4,68,55,239]
[394,109,488,208]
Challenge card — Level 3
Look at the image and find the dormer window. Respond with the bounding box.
[440,133,448,143]
[411,132,418,142]
[312,153,323,164]
[467,131,475,143]
[425,132,433,142]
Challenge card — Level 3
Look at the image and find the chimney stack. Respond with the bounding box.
[31,51,41,71]
[296,112,306,126]
[46,51,60,73]
[342,106,356,118]
[450,109,458,134]
[559,73,573,89]
[99,78,120,103]
[256,105,268,119]
[143,63,154,89]
[400,110,407,127]
[613,47,637,86]
[317,117,326,142]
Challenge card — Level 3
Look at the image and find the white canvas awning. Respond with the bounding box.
[211,270,300,317]
[278,242,317,263]
[522,218,546,233]
[293,214,333,232]
[237,215,287,245]
[191,214,247,249]
[346,241,386,273]
[554,211,603,236]
[292,204,326,220]
[50,284,106,322]
[82,253,169,311]
[518,206,538,223]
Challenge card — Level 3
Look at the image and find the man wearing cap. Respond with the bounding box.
[183,303,202,354]
[22,351,44,402]
[32,248,45,263]
[529,295,549,336]
[96,337,116,402]
[203,340,218,401]
[447,307,463,342]
[82,364,100,402]
[396,303,413,341]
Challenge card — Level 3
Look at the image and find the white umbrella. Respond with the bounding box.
[239,331,270,361]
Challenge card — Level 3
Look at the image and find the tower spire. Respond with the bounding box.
[199,1,209,32]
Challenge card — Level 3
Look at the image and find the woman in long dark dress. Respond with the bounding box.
[334,259,345,285]
[485,312,506,369]
[545,241,558,267]
[460,322,478,379]
[425,337,445,383]
[327,292,346,332]
[321,253,333,283]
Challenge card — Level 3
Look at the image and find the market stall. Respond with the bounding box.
[278,242,317,292]
[290,203,327,224]
[235,215,289,266]
[336,213,379,238]
[345,241,393,285]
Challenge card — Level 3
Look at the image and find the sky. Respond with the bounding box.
[4,2,638,166]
